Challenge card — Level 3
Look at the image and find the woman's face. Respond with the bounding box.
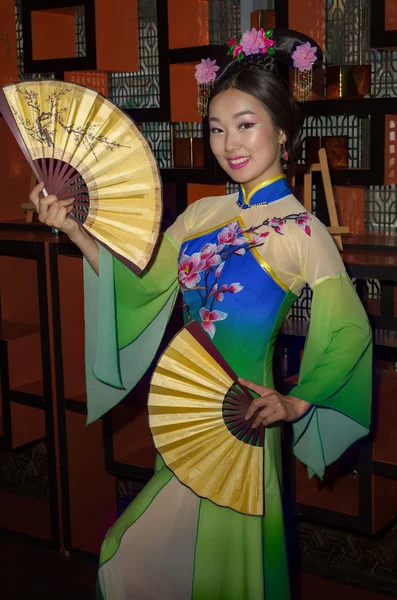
[209,88,285,194]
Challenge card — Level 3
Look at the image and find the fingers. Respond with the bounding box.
[239,377,273,397]
[38,196,74,225]
[29,181,45,209]
[245,396,268,421]
[244,390,287,427]
[244,387,275,421]
[252,406,278,429]
[46,199,74,227]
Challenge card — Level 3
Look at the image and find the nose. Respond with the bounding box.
[224,130,241,154]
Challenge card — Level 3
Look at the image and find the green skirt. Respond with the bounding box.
[97,427,290,600]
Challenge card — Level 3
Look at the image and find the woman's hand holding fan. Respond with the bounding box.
[30,181,100,274]
[30,182,78,237]
[240,378,312,427]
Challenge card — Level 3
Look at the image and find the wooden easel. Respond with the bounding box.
[288,148,349,251]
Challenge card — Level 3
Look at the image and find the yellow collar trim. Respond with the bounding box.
[241,174,286,206]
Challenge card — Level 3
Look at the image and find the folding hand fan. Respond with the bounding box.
[0,80,162,273]
[148,321,266,516]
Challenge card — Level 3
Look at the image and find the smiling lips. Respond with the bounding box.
[227,156,251,169]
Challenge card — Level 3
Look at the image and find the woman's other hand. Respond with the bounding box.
[239,377,312,428]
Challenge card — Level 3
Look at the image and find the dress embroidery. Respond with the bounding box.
[179,221,263,338]
[179,213,311,338]
[246,212,312,236]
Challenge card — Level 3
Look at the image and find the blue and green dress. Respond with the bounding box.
[84,175,372,599]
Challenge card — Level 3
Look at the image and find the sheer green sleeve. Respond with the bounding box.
[84,232,179,423]
[290,272,372,479]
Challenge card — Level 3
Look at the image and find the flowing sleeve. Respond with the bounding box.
[288,217,373,479]
[84,218,187,423]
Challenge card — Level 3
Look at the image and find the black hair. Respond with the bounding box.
[208,29,323,162]
[210,59,304,162]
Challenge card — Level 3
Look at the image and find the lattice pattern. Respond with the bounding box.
[298,521,397,596]
[365,278,380,299]
[226,181,239,194]
[364,186,397,233]
[172,122,203,140]
[117,477,146,516]
[75,5,86,58]
[209,0,241,44]
[15,0,23,79]
[288,284,312,321]
[0,441,48,499]
[300,115,370,169]
[326,0,371,66]
[371,50,397,98]
[141,122,172,168]
[108,0,159,109]
[385,116,397,184]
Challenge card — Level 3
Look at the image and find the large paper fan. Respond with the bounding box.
[148,321,266,516]
[0,80,162,273]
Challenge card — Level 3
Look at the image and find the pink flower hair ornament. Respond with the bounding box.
[292,41,317,72]
[194,58,220,85]
[291,41,318,102]
[195,58,220,117]
[228,28,275,62]
[194,29,322,116]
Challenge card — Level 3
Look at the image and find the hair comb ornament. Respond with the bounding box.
[291,41,318,101]
[227,28,275,61]
[194,28,323,116]
[195,58,220,117]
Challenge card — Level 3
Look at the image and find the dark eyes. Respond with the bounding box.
[210,123,256,134]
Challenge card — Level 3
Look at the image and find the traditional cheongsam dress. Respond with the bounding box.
[84,176,372,600]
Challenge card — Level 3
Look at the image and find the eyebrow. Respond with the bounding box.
[209,110,256,122]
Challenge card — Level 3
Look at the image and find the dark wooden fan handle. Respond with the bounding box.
[223,382,265,447]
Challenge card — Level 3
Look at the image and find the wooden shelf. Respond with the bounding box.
[279,322,397,352]
[295,167,376,186]
[343,232,397,252]
[160,167,226,184]
[65,392,87,415]
[0,220,48,232]
[373,462,397,480]
[169,44,223,63]
[295,460,359,516]
[372,369,397,468]
[343,248,397,281]
[0,321,40,342]
[67,392,86,403]
[9,380,44,409]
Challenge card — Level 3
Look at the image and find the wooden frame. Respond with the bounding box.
[21,0,97,72]
[370,0,397,50]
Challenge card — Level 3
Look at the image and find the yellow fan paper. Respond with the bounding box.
[148,321,266,516]
[0,80,162,273]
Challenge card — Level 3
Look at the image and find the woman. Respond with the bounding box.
[30,29,372,600]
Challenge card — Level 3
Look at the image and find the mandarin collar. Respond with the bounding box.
[237,175,291,209]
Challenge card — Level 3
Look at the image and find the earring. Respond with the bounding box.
[279,142,288,162]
